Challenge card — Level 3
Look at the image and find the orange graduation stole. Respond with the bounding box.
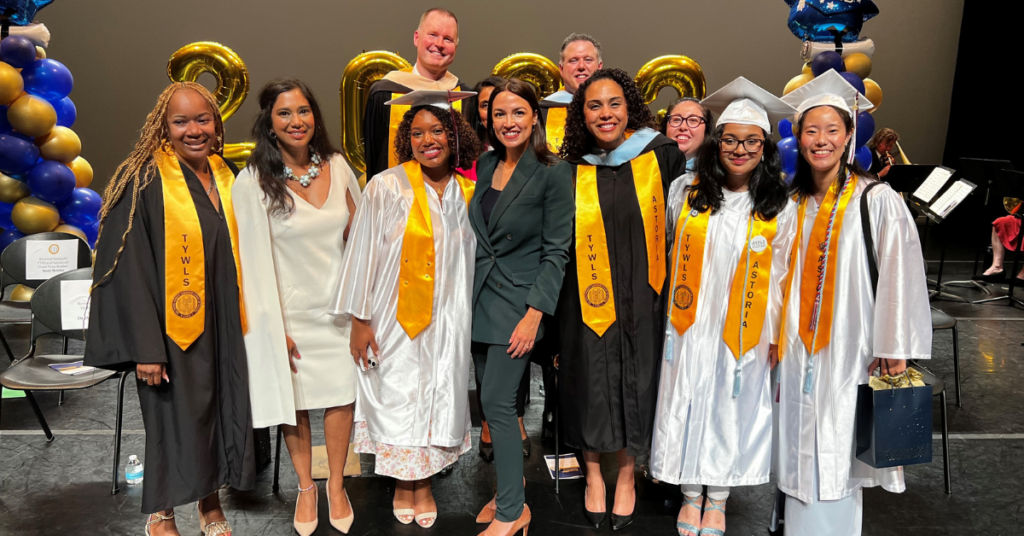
[395,161,475,338]
[545,106,567,153]
[158,151,247,351]
[575,150,666,337]
[667,186,710,338]
[722,214,779,361]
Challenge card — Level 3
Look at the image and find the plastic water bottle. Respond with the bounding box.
[125,455,144,486]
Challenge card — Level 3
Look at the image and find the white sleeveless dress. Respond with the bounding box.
[269,158,358,410]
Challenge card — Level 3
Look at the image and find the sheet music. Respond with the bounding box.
[912,167,953,203]
[929,180,974,218]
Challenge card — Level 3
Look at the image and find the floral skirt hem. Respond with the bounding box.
[352,421,471,480]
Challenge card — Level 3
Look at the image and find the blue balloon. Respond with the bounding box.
[0,1,55,26]
[0,133,41,176]
[83,220,99,248]
[811,51,845,77]
[785,0,879,43]
[0,200,13,228]
[57,187,102,228]
[778,118,794,140]
[21,59,74,101]
[855,145,873,170]
[0,106,10,134]
[51,97,76,127]
[0,227,24,253]
[0,35,36,68]
[778,136,799,175]
[840,72,866,95]
[856,111,875,148]
[27,160,76,204]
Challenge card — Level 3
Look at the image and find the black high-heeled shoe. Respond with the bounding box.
[522,436,532,458]
[479,440,494,462]
[583,485,607,528]
[610,485,636,531]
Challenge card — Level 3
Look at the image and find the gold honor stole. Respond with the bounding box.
[575,151,666,337]
[776,174,858,393]
[396,161,475,338]
[387,83,462,169]
[158,151,248,351]
[667,187,710,337]
[545,106,567,153]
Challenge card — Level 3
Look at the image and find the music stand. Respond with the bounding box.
[946,158,1016,292]
[972,169,1024,308]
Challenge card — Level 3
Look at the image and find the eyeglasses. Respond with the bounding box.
[666,115,705,129]
[720,138,765,152]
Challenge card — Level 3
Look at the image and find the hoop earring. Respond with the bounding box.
[269,131,277,140]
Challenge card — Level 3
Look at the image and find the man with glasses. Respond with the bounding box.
[362,8,464,179]
[540,33,604,153]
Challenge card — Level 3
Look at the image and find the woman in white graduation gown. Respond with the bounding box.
[331,90,482,529]
[774,71,932,535]
[234,79,361,535]
[649,78,798,536]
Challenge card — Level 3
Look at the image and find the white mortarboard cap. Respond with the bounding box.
[385,89,476,110]
[780,70,874,120]
[702,77,796,135]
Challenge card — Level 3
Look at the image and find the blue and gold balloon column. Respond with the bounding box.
[0,32,99,252]
[778,0,884,181]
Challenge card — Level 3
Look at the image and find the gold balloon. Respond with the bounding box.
[0,62,23,105]
[67,156,94,188]
[10,284,34,302]
[12,196,60,235]
[339,51,412,174]
[843,53,872,79]
[863,78,883,114]
[35,46,46,60]
[491,53,561,100]
[784,73,814,95]
[36,126,82,163]
[8,94,57,138]
[0,173,31,203]
[634,55,707,111]
[168,41,251,164]
[54,224,88,242]
[801,62,812,75]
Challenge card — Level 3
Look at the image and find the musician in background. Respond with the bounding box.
[867,127,900,179]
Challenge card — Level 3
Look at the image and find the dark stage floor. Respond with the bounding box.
[2,245,1023,535]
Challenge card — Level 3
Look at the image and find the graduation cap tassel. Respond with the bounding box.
[448,89,461,169]
[847,102,858,167]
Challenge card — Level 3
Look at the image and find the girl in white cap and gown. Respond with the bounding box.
[649,77,798,536]
[773,71,932,535]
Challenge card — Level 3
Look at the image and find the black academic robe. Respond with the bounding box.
[85,157,255,514]
[363,77,463,179]
[556,135,687,456]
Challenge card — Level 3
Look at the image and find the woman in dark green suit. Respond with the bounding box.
[470,78,574,536]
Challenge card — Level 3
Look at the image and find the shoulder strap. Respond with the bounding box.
[861,180,886,296]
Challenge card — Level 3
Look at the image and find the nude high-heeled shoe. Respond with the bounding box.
[327,479,355,534]
[293,482,318,536]
[479,503,531,536]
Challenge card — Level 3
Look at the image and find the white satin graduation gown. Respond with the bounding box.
[650,174,797,487]
[330,164,475,449]
[234,154,362,427]
[777,178,931,505]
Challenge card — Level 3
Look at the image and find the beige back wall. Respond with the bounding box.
[37,0,963,193]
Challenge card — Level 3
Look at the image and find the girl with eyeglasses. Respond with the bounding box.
[660,97,713,171]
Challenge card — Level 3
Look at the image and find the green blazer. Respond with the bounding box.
[469,149,574,345]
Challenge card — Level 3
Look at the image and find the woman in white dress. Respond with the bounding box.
[234,79,361,536]
[774,72,932,535]
[650,78,797,536]
[332,90,482,529]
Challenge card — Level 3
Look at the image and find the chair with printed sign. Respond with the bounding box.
[0,232,93,438]
[0,267,131,495]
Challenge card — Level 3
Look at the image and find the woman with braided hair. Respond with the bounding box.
[85,82,255,536]
[556,68,686,531]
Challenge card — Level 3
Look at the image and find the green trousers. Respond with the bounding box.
[473,342,531,522]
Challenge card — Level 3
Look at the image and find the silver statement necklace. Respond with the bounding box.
[283,152,322,187]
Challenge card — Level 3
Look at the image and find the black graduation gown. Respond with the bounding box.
[556,135,686,456]
[84,158,255,513]
[363,77,462,179]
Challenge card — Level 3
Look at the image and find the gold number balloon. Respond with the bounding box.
[635,55,707,121]
[339,51,412,174]
[167,42,252,168]
[491,53,561,100]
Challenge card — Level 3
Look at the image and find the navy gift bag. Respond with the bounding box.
[855,380,933,468]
